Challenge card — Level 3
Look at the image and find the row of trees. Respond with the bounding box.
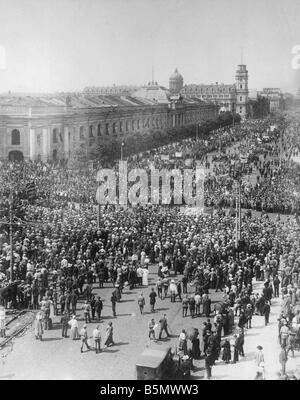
[73,111,241,166]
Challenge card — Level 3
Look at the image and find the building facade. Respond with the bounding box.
[180,64,249,117]
[258,88,284,112]
[0,88,218,162]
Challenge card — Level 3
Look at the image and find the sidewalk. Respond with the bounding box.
[209,282,300,380]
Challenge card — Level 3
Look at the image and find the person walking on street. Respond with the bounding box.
[82,301,91,323]
[111,292,117,317]
[148,318,156,340]
[279,345,288,377]
[176,281,182,301]
[90,295,96,320]
[178,329,188,355]
[280,321,289,347]
[286,329,296,358]
[273,275,280,297]
[232,334,239,363]
[61,311,69,338]
[205,350,214,380]
[263,301,271,326]
[254,345,264,379]
[80,324,91,353]
[104,322,115,347]
[95,296,103,321]
[182,295,189,317]
[34,311,44,341]
[93,325,101,353]
[189,295,196,318]
[138,292,146,315]
[158,314,170,339]
[149,288,157,312]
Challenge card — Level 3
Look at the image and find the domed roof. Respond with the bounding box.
[169,68,183,81]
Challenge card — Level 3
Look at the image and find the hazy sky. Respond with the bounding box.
[0,0,300,93]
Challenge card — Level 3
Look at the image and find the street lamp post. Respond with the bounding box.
[9,189,13,283]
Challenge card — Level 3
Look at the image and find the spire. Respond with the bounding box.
[240,46,244,64]
[152,65,155,85]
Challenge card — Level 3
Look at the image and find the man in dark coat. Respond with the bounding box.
[158,314,170,339]
[111,292,117,317]
[263,300,271,325]
[149,288,157,312]
[95,296,103,321]
[61,311,69,338]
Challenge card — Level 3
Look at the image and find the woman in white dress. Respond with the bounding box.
[142,267,149,286]
[68,315,79,340]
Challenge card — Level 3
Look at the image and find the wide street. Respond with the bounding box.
[0,133,296,380]
[1,259,297,380]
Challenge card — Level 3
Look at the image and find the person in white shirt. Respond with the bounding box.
[93,325,101,353]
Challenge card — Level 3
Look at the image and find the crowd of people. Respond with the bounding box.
[0,111,299,379]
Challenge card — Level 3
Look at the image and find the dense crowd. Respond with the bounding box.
[0,112,299,379]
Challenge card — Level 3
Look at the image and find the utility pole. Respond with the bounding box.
[238,179,241,242]
[235,180,239,248]
[9,188,13,283]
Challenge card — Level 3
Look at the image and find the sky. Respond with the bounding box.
[0,0,300,93]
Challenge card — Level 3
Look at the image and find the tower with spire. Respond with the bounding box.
[235,64,249,118]
[169,68,184,94]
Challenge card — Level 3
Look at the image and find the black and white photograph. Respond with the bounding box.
[0,0,299,382]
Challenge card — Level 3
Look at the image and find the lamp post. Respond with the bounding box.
[9,188,13,283]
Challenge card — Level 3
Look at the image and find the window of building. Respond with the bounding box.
[89,125,94,137]
[53,128,58,143]
[240,96,242,101]
[11,129,20,145]
[112,122,116,134]
[36,134,41,146]
[132,120,134,131]
[137,119,140,129]
[126,121,129,132]
[240,84,243,89]
[97,124,101,136]
[105,123,109,135]
[79,126,85,139]
[120,121,123,132]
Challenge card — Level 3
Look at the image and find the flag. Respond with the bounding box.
[26,181,36,201]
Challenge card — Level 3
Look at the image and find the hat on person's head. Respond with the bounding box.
[257,345,263,350]
[83,324,87,328]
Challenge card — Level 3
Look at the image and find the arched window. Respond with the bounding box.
[53,128,58,143]
[89,125,94,137]
[11,129,20,145]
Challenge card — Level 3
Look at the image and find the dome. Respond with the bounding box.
[169,68,183,82]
